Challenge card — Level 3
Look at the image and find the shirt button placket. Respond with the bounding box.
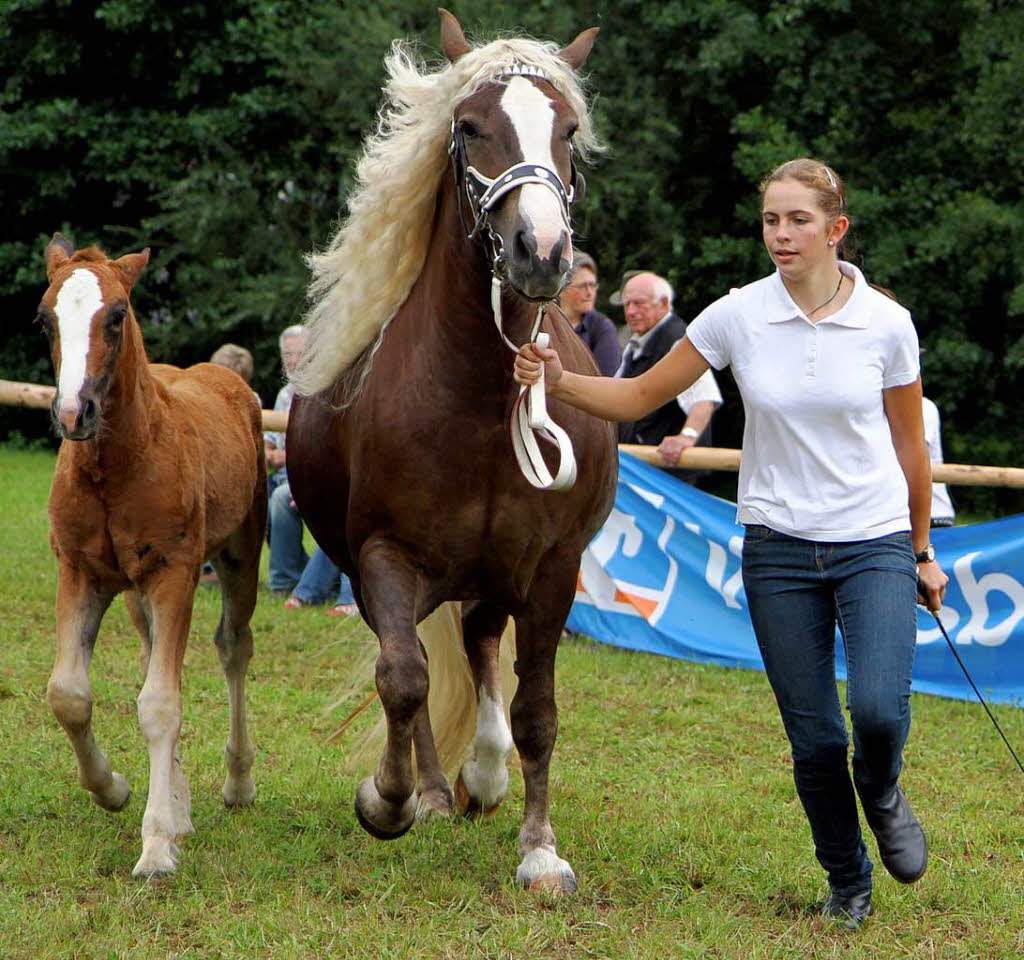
[806,324,818,378]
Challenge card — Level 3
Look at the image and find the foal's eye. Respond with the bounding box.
[459,119,481,140]
[564,124,578,142]
[107,304,127,329]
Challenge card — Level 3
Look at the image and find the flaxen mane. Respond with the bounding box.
[291,35,601,401]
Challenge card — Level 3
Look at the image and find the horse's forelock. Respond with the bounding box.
[292,33,601,401]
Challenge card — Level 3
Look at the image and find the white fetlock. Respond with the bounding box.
[90,772,131,812]
[132,836,181,878]
[516,846,577,895]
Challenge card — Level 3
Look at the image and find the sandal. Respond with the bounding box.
[284,595,305,610]
[328,602,358,617]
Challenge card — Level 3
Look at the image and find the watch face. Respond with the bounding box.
[918,545,935,563]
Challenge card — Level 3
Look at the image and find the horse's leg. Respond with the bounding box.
[511,554,578,894]
[455,601,514,818]
[411,688,454,821]
[124,589,152,679]
[352,539,424,839]
[132,570,194,877]
[47,564,130,811]
[211,517,261,808]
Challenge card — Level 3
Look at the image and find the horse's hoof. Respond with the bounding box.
[454,770,503,820]
[354,777,415,840]
[132,838,180,878]
[222,774,256,808]
[415,785,454,822]
[90,772,131,812]
[516,847,577,895]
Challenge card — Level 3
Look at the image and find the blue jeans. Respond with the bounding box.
[291,546,355,606]
[741,525,919,897]
[268,481,307,592]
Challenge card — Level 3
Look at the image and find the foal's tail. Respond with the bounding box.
[332,602,517,777]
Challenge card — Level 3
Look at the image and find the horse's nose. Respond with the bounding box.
[509,226,571,300]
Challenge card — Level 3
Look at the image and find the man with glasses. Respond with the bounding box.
[611,271,723,482]
[553,252,622,376]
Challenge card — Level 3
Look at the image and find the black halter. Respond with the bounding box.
[447,65,581,257]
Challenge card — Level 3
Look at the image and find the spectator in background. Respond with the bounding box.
[266,325,308,592]
[922,395,955,527]
[552,252,621,376]
[612,270,723,484]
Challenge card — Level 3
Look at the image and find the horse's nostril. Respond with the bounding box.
[82,399,97,423]
[513,229,533,265]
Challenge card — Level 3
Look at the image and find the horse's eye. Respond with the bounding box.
[459,119,480,140]
[35,309,53,333]
[564,124,578,142]
[107,304,127,328]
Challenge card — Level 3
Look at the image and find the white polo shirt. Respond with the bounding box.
[686,262,920,541]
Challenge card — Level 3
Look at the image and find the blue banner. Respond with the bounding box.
[567,453,1024,705]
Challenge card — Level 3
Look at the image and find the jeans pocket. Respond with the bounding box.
[743,524,776,545]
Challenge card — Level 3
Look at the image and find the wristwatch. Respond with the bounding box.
[681,426,700,439]
[915,544,935,563]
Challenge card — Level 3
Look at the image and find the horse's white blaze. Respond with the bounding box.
[500,78,571,262]
[53,268,102,419]
[461,687,513,809]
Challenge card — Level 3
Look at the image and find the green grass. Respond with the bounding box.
[1,448,1021,959]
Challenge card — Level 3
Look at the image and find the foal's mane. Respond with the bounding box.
[291,34,601,401]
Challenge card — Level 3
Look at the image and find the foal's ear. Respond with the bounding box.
[112,248,151,291]
[558,27,600,70]
[439,8,471,62]
[45,232,75,281]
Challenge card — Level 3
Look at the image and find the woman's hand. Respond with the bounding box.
[514,341,563,392]
[916,560,949,613]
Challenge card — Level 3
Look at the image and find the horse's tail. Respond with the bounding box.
[332,602,518,777]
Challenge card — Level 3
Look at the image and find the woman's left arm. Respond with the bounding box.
[883,378,949,612]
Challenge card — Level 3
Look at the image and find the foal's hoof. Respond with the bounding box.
[90,772,131,812]
[132,838,180,878]
[222,774,256,808]
[516,847,577,895]
[354,777,415,840]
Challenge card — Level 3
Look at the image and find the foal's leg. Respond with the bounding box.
[352,539,424,839]
[133,571,195,877]
[124,589,152,679]
[211,520,260,807]
[511,555,578,894]
[47,565,130,811]
[455,600,514,818]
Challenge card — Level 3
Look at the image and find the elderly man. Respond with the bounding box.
[613,271,723,480]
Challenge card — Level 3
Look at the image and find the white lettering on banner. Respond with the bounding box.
[916,551,1024,648]
[684,523,745,609]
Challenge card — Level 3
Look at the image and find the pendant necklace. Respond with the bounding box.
[807,273,843,318]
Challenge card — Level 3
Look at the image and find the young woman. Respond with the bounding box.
[514,158,948,929]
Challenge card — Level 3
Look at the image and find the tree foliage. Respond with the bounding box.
[2,0,1022,511]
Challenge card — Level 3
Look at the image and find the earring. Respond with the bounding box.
[828,240,835,246]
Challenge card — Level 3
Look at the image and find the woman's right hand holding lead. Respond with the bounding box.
[513,341,563,392]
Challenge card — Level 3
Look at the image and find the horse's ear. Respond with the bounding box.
[45,232,75,281]
[439,8,471,62]
[112,248,151,291]
[558,27,599,70]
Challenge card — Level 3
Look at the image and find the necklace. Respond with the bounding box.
[807,273,843,318]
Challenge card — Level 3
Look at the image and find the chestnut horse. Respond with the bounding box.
[287,12,616,892]
[39,235,266,877]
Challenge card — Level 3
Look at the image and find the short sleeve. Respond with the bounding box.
[685,293,735,371]
[882,311,920,389]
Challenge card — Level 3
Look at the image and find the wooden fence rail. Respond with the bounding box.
[4,378,1024,488]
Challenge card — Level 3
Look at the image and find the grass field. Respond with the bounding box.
[1,448,1021,959]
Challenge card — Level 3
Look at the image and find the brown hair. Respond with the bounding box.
[210,343,254,383]
[760,157,847,223]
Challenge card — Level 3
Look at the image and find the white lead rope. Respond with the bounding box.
[492,276,577,492]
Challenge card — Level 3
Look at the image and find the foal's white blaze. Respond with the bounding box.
[461,687,514,809]
[499,77,572,263]
[53,268,103,427]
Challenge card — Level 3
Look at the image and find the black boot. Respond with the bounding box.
[823,889,872,930]
[858,783,927,884]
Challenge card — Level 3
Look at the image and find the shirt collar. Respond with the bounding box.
[766,261,869,328]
